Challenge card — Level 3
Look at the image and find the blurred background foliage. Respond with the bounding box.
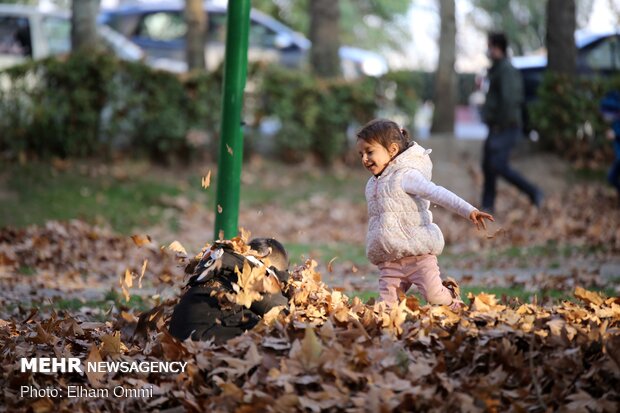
[0,53,478,164]
[1,50,615,165]
[252,0,411,55]
[529,73,619,167]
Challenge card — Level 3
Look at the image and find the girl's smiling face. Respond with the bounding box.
[356,139,399,176]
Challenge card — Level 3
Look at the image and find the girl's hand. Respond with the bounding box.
[469,210,494,230]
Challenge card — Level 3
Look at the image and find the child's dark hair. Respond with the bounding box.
[248,238,289,271]
[356,118,412,155]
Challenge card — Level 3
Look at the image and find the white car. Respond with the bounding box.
[0,3,143,70]
[99,1,388,78]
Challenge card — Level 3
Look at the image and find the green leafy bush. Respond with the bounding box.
[257,66,378,163]
[0,52,116,158]
[529,73,617,166]
[3,54,466,164]
[0,53,223,162]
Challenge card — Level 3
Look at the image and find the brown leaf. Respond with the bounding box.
[299,327,323,369]
[168,240,188,257]
[124,268,133,289]
[574,286,604,306]
[31,398,54,413]
[85,344,105,388]
[263,273,282,294]
[239,227,251,243]
[29,323,56,345]
[139,259,148,289]
[485,227,506,239]
[100,331,125,357]
[130,234,152,247]
[228,261,263,308]
[327,256,338,273]
[201,170,212,189]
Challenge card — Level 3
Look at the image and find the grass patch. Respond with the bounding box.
[237,164,367,209]
[0,162,187,233]
[570,167,607,182]
[286,242,367,265]
[1,160,368,232]
[33,290,150,314]
[17,266,37,276]
[441,241,608,269]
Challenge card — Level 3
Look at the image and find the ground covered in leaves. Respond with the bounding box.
[0,222,619,412]
[1,141,620,411]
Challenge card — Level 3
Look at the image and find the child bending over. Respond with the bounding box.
[168,238,289,343]
[356,119,493,310]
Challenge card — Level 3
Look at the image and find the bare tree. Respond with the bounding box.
[185,0,207,71]
[431,0,456,135]
[309,0,341,78]
[546,0,576,74]
[71,0,100,52]
[468,0,545,55]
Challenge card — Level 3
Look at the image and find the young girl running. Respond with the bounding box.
[356,119,493,309]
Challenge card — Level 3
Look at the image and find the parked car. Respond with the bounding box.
[512,31,620,134]
[99,1,388,78]
[0,3,143,70]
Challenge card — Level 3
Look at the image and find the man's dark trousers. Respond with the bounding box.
[482,127,539,211]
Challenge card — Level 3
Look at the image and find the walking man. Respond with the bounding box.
[481,32,543,213]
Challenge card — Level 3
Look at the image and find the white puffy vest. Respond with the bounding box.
[365,143,445,265]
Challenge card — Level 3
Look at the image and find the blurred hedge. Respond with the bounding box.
[0,52,220,163]
[529,73,618,167]
[257,65,379,163]
[0,53,477,163]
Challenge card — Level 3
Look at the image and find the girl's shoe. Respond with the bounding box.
[442,277,464,312]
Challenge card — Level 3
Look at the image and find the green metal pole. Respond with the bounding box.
[214,0,251,240]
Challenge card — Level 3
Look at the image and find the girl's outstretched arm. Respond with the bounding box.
[401,170,477,218]
[469,210,494,230]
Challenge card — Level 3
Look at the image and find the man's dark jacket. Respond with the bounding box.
[482,57,524,130]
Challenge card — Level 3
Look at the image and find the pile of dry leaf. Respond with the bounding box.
[1,229,619,412]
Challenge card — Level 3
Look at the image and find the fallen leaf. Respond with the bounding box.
[574,286,604,306]
[486,227,506,239]
[202,170,212,189]
[299,327,323,369]
[85,345,105,387]
[100,331,125,357]
[327,257,338,273]
[130,234,152,247]
[139,259,148,289]
[168,240,188,257]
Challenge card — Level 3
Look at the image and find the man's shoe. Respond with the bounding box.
[533,190,544,209]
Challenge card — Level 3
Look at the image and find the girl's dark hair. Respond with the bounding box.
[356,118,412,155]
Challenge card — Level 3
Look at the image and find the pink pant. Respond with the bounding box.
[378,254,454,306]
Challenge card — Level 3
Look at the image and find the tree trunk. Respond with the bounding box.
[71,0,100,52]
[309,0,340,78]
[185,0,207,71]
[546,0,576,74]
[431,0,457,135]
